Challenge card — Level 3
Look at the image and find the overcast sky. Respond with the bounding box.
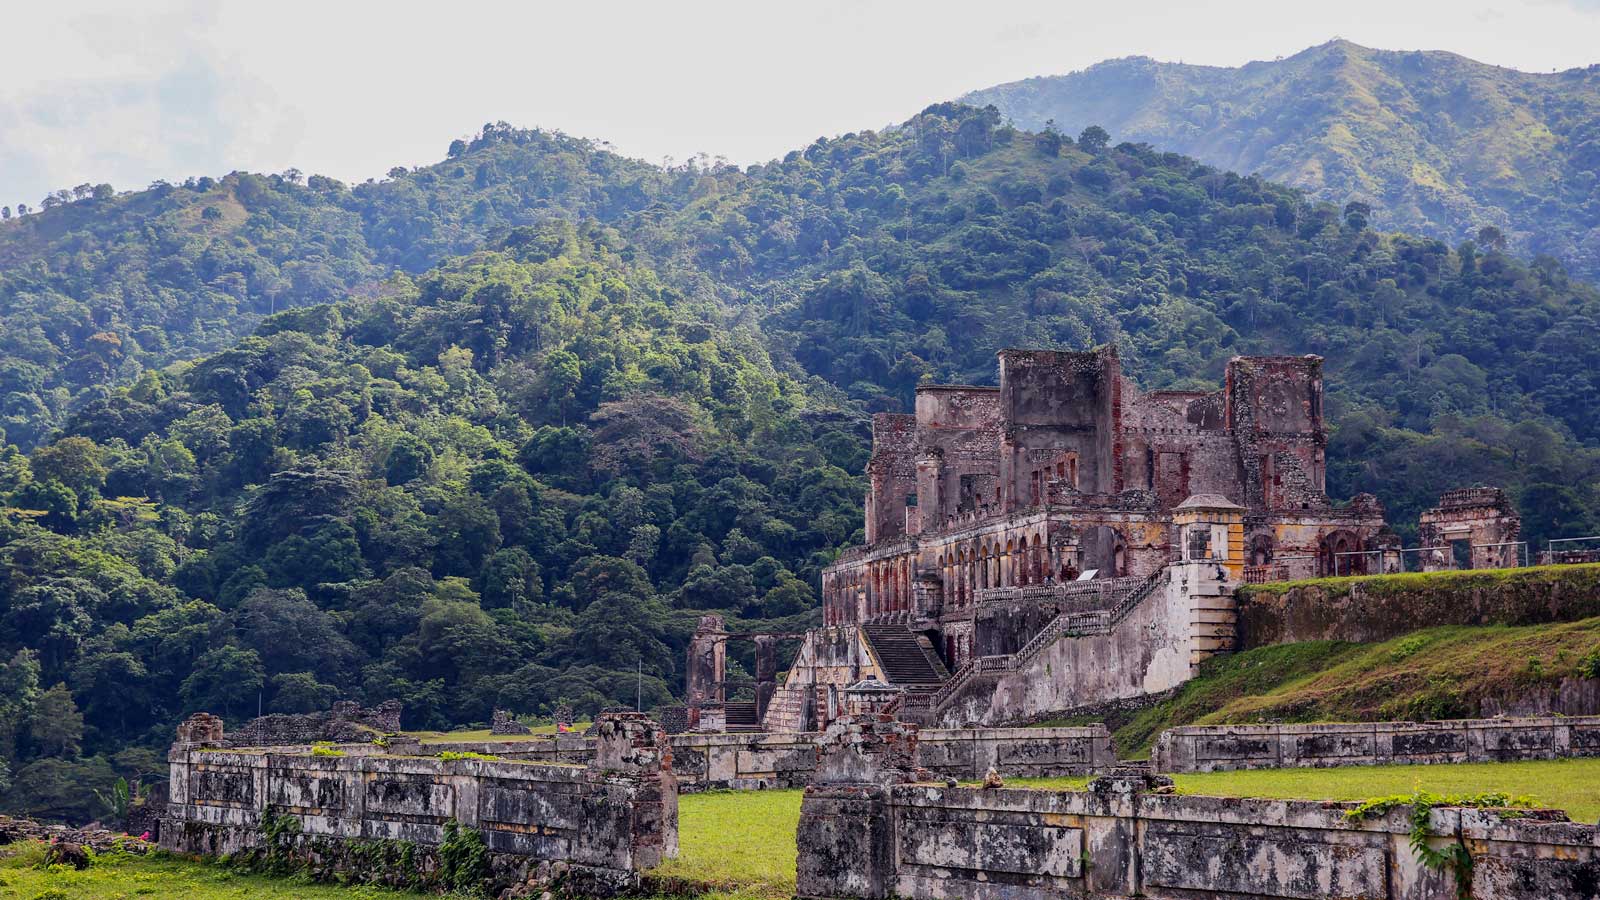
[3,0,1598,207]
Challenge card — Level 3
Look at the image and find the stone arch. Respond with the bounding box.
[1319,529,1364,577]
[1248,533,1275,567]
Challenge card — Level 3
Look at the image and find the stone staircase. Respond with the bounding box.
[863,625,947,687]
[725,701,760,731]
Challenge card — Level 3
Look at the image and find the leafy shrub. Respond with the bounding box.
[438,751,499,761]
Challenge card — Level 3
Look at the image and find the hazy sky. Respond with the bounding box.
[3,0,1598,207]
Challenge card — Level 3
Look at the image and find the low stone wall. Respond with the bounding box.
[1236,563,1600,647]
[1152,715,1600,773]
[427,725,1112,790]
[161,712,676,895]
[798,716,1600,900]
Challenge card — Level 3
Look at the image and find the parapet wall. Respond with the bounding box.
[1152,716,1600,773]
[161,712,676,895]
[427,725,1113,791]
[797,716,1600,900]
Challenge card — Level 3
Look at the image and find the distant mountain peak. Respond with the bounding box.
[963,41,1600,279]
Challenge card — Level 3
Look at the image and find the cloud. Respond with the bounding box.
[0,4,302,206]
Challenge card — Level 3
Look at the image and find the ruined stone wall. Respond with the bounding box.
[800,783,1600,900]
[1152,716,1600,773]
[224,700,404,747]
[997,348,1119,503]
[797,717,1600,900]
[865,413,918,543]
[912,385,1002,529]
[1236,563,1600,647]
[971,563,1234,727]
[424,726,1111,790]
[161,713,676,894]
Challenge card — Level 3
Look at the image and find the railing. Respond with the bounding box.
[1010,567,1169,667]
[974,574,1147,607]
[1244,564,1289,584]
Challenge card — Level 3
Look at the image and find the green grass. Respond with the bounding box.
[0,845,468,899]
[1010,758,1600,823]
[407,722,593,744]
[651,790,803,899]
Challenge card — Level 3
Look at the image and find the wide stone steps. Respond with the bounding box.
[863,625,946,686]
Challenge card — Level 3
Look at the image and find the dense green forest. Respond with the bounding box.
[1,103,1598,822]
[964,40,1600,280]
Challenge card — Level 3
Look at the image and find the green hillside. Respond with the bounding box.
[4,106,1600,823]
[965,40,1600,280]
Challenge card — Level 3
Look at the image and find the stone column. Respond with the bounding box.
[585,711,679,870]
[796,715,922,899]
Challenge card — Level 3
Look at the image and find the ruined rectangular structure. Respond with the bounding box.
[160,712,676,895]
[774,348,1388,732]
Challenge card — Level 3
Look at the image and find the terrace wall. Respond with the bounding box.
[1152,716,1600,773]
[1236,563,1600,647]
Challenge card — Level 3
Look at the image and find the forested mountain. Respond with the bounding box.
[963,40,1600,280]
[0,223,863,820]
[0,126,679,449]
[2,104,1598,821]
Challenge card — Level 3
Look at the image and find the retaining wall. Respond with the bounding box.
[427,725,1113,790]
[797,716,1600,900]
[1236,563,1600,647]
[1152,715,1600,773]
[161,712,676,895]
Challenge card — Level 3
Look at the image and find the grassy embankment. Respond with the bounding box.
[15,761,1598,899]
[1035,614,1600,758]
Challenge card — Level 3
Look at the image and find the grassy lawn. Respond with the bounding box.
[407,723,593,744]
[0,843,467,899]
[1012,757,1600,823]
[651,789,803,899]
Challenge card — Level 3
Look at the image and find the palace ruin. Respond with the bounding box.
[687,347,1530,734]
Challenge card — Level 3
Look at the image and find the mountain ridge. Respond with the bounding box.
[964,39,1600,279]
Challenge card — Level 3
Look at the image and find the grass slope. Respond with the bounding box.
[1059,615,1600,757]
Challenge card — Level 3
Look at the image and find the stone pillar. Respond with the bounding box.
[685,614,727,707]
[694,703,726,734]
[796,716,922,899]
[587,711,679,868]
[1173,495,1246,669]
[754,635,778,723]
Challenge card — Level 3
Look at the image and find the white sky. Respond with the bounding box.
[2,0,1598,207]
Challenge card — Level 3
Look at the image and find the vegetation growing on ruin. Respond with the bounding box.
[0,842,474,899]
[1093,617,1600,756]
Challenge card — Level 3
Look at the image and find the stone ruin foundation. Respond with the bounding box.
[161,710,677,896]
